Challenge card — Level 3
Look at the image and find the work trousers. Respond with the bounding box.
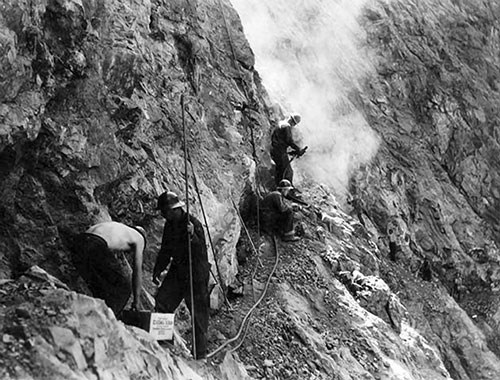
[72,233,132,316]
[271,150,293,186]
[155,266,209,359]
[259,208,294,236]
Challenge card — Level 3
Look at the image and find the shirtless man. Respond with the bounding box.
[72,221,146,315]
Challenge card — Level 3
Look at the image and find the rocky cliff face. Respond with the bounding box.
[0,0,267,295]
[353,1,500,377]
[1,0,500,379]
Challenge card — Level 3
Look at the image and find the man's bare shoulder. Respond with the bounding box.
[86,221,129,235]
[86,222,144,250]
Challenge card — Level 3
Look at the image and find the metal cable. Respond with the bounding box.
[207,235,279,358]
[231,198,263,268]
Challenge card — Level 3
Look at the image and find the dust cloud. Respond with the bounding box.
[230,0,380,195]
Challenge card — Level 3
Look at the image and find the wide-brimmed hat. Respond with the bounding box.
[157,191,185,210]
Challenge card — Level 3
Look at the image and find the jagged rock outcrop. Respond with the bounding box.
[1,0,266,376]
[348,0,500,378]
[0,0,268,300]
[0,266,252,379]
[2,0,500,379]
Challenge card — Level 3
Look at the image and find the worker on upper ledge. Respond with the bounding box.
[270,112,307,188]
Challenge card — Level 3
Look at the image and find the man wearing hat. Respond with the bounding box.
[153,191,210,359]
[270,112,307,186]
[72,221,146,316]
[259,179,300,242]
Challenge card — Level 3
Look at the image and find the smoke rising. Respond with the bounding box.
[230,0,380,195]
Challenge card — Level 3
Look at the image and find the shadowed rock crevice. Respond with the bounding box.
[173,33,199,94]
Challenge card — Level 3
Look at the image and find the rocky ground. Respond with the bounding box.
[176,184,473,380]
[1,182,499,380]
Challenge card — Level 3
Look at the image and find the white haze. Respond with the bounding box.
[230,0,380,196]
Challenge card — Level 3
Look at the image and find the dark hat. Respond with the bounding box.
[157,191,185,210]
[289,112,301,125]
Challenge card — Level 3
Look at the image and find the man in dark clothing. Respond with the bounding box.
[271,112,306,186]
[259,179,300,242]
[72,222,146,316]
[153,191,210,360]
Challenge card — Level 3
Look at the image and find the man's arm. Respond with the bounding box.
[153,226,172,283]
[274,193,291,214]
[153,245,170,283]
[284,126,301,151]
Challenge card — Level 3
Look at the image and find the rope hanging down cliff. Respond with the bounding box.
[187,151,233,309]
[217,0,263,236]
[178,89,232,309]
[181,94,197,358]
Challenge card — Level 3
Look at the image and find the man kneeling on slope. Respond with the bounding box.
[259,179,300,242]
[72,221,146,316]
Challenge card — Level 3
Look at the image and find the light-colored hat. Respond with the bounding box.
[157,191,185,210]
[277,179,293,191]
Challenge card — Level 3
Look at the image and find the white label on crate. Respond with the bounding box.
[149,313,174,341]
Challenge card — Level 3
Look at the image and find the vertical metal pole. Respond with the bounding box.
[187,153,233,309]
[182,94,197,359]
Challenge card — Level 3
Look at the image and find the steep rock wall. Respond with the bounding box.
[0,0,270,298]
[2,0,500,379]
[349,0,500,378]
